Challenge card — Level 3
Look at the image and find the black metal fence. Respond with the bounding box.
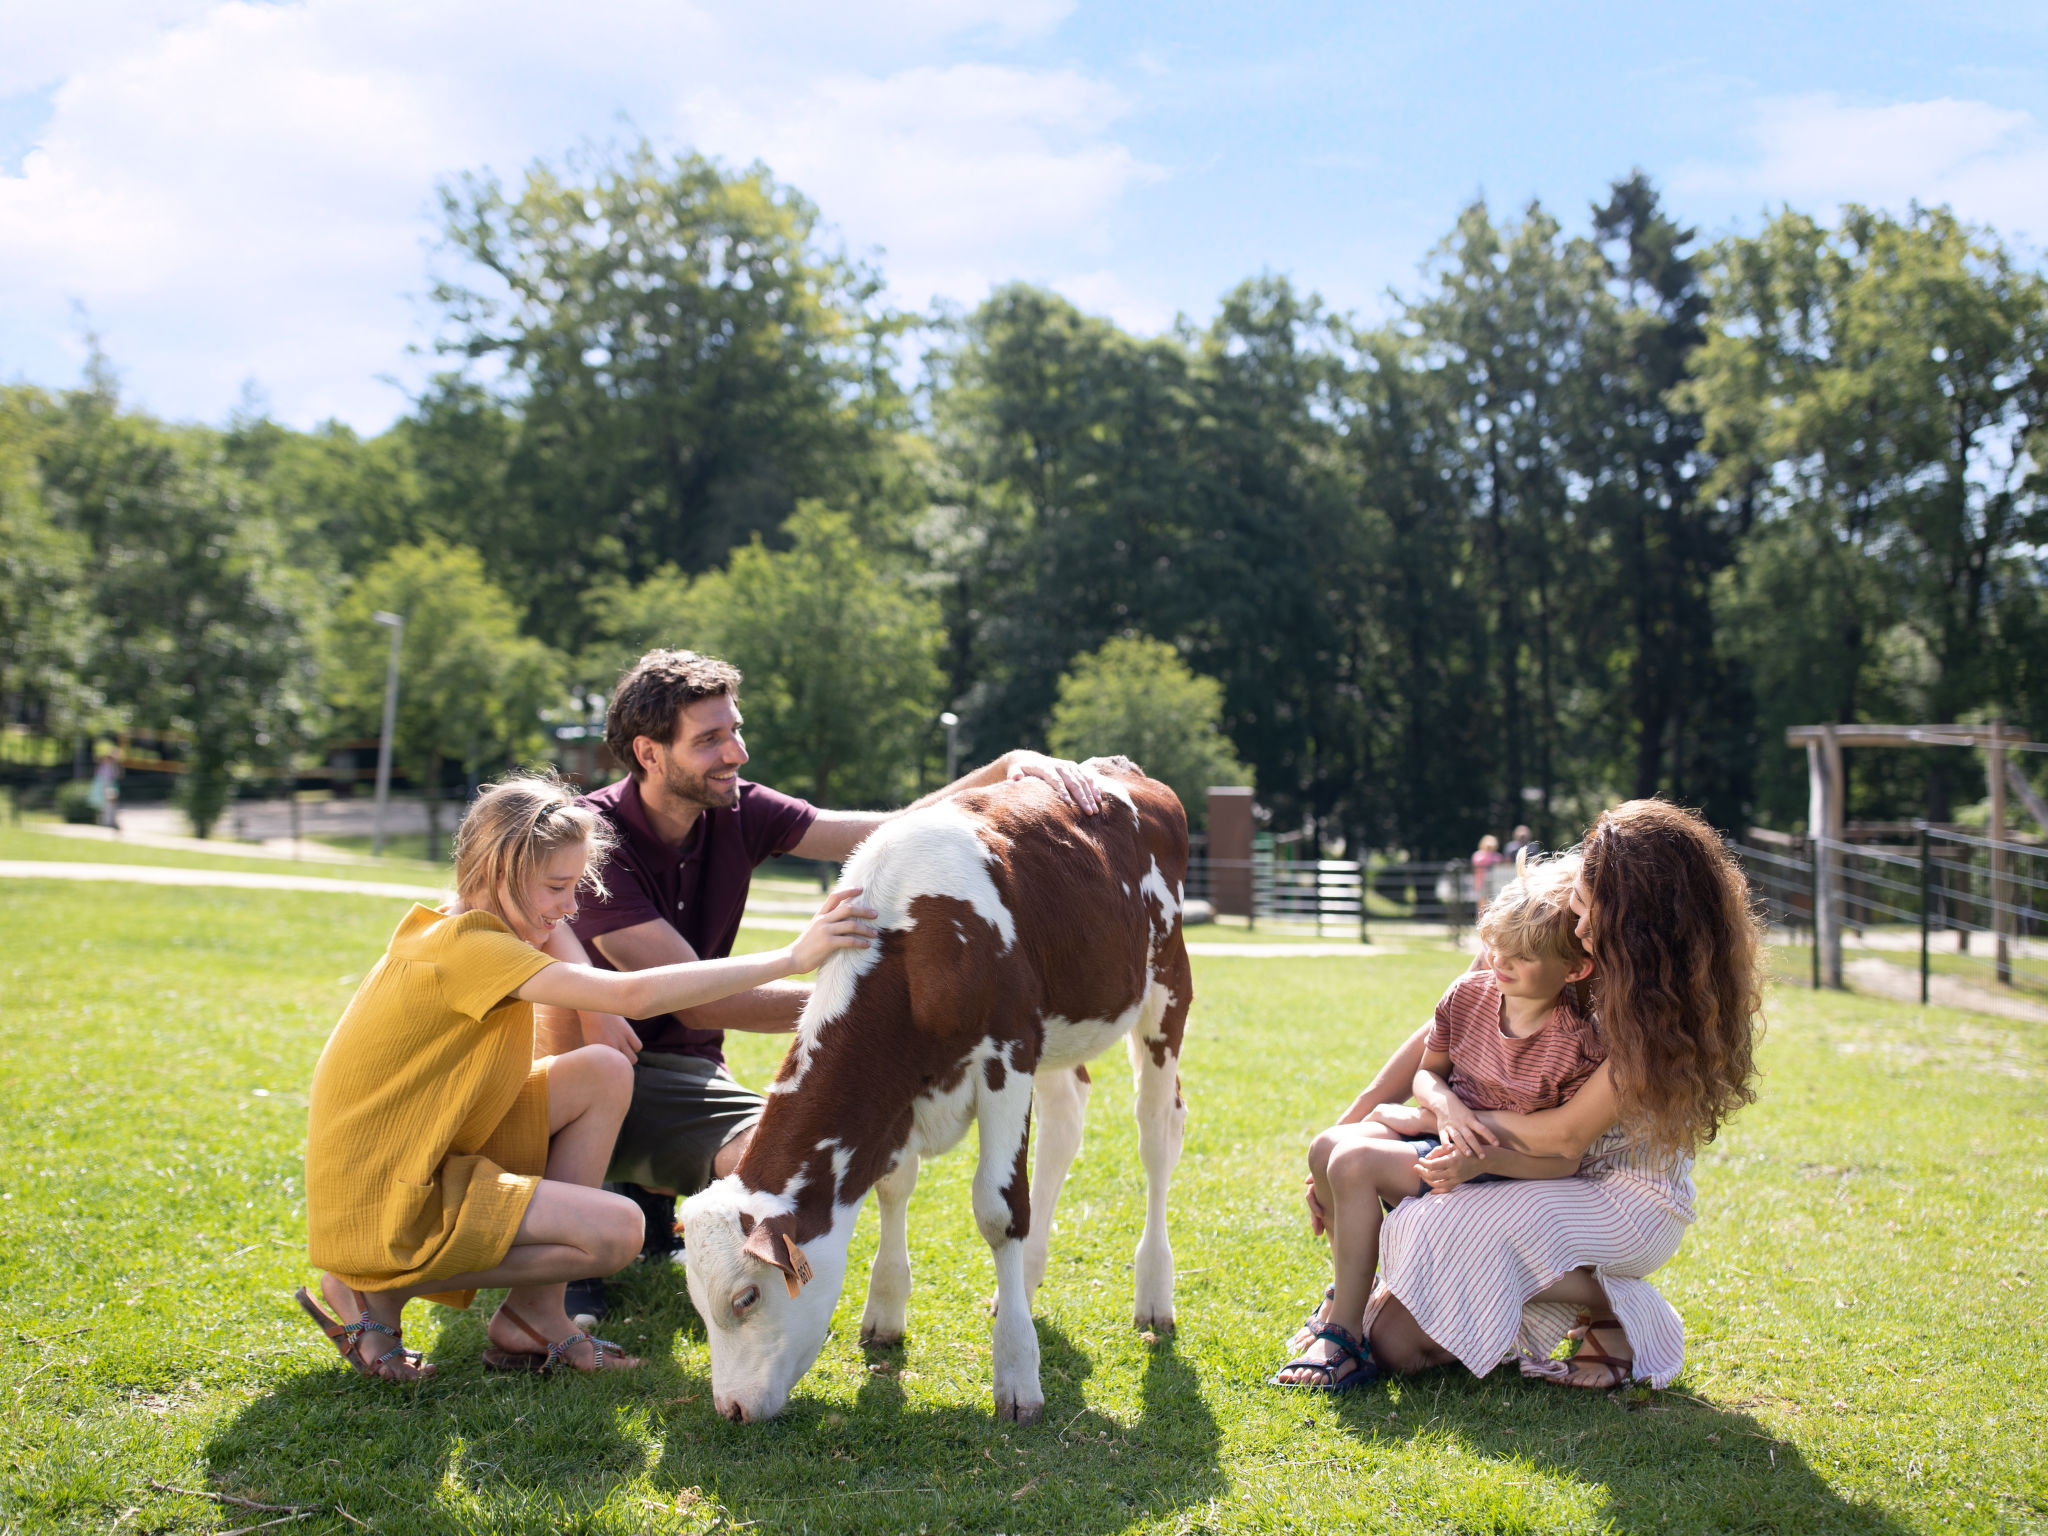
[1184,854,1491,941]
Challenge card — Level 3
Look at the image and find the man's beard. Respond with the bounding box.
[658,752,741,812]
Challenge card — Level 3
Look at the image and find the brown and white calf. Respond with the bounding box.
[678,757,1192,1424]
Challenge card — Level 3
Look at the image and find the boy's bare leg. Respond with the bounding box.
[1276,1138,1418,1383]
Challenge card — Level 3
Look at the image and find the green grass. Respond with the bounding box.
[1,875,2044,1534]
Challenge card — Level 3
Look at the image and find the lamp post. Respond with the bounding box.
[940,711,960,783]
[371,610,403,856]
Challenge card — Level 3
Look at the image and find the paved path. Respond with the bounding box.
[0,860,447,902]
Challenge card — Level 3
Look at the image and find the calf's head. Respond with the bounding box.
[679,1176,850,1423]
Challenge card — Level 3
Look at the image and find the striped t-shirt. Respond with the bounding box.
[1424,968,1606,1114]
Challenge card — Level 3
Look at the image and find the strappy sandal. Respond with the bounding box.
[1548,1313,1632,1390]
[294,1286,429,1380]
[1268,1323,1379,1391]
[481,1303,639,1374]
[1285,1284,1336,1354]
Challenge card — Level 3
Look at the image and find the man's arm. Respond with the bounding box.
[590,919,811,1035]
[789,749,1102,863]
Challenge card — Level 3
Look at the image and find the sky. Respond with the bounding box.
[2,0,2045,432]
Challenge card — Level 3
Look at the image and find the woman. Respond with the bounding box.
[1301,799,1763,1387]
[296,771,875,1380]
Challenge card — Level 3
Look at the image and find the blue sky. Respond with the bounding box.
[1,1,2043,430]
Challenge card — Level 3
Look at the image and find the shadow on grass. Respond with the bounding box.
[205,1267,1223,1536]
[1332,1367,1911,1535]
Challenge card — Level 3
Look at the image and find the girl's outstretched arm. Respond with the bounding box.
[516,889,877,1018]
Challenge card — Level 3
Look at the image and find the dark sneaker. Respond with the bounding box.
[564,1275,608,1324]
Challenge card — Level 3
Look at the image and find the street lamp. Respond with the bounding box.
[940,711,960,782]
[371,610,403,856]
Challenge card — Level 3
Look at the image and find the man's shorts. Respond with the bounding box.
[606,1052,765,1199]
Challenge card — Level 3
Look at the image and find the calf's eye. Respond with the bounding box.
[733,1285,760,1318]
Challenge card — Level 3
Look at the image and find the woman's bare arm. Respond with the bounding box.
[1334,1024,1430,1123]
[1472,1061,1620,1158]
[1415,1141,1581,1193]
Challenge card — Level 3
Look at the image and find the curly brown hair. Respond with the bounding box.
[1579,799,1764,1158]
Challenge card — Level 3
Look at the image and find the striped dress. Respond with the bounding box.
[1365,1126,1696,1386]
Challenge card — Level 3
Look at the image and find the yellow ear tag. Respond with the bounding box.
[782,1234,814,1296]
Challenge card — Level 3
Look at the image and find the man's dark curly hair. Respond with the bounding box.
[604,650,743,779]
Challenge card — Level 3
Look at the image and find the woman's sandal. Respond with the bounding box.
[1268,1323,1380,1392]
[481,1303,639,1374]
[294,1286,429,1380]
[1549,1313,1632,1389]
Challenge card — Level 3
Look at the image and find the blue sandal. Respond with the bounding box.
[1268,1322,1379,1391]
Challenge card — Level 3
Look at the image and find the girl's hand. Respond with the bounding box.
[790,887,879,973]
[1433,1093,1499,1155]
[1416,1143,1483,1194]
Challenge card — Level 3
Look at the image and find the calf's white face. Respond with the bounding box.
[679,1176,850,1423]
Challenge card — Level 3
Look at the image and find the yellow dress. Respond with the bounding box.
[306,905,556,1308]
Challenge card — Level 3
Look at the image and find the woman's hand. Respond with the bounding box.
[1429,1089,1499,1156]
[1004,752,1103,814]
[789,888,879,973]
[1415,1142,1485,1194]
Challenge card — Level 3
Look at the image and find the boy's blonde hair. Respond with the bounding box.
[1477,849,1588,971]
[452,770,617,927]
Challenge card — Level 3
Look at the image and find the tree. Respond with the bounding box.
[328,539,563,858]
[431,141,915,645]
[0,388,98,739]
[591,504,944,808]
[1686,205,2048,822]
[1047,636,1248,827]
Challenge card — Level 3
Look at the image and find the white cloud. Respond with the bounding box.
[1676,93,2048,246]
[0,0,1143,429]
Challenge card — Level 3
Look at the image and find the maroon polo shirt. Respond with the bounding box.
[571,775,818,1063]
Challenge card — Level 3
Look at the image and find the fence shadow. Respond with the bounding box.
[1331,1366,1912,1535]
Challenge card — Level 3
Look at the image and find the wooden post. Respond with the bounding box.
[1918,823,1931,1006]
[1808,729,1844,988]
[1207,787,1254,919]
[1990,721,2011,985]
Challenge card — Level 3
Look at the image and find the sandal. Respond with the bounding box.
[1285,1285,1336,1354]
[294,1285,429,1380]
[1268,1323,1379,1391]
[1547,1313,1632,1389]
[481,1303,639,1374]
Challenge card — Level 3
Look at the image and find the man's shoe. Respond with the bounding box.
[564,1275,608,1325]
[614,1181,680,1262]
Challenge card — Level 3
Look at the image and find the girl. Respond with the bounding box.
[296,770,875,1379]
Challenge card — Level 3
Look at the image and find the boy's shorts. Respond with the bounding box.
[1405,1134,1507,1196]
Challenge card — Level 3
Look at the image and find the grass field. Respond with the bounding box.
[1,874,2044,1534]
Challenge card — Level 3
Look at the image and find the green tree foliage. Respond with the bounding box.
[0,389,98,736]
[18,375,319,836]
[1687,205,2048,821]
[592,505,943,807]
[327,539,562,857]
[431,141,915,645]
[1047,636,1248,827]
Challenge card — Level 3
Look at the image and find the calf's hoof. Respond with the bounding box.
[859,1324,904,1347]
[1133,1312,1176,1335]
[996,1392,1045,1425]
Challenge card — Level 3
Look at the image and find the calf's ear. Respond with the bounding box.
[740,1213,813,1298]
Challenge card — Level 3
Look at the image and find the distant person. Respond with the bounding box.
[558,649,1102,1320]
[295,770,875,1380]
[1503,823,1535,860]
[1273,853,1600,1389]
[87,751,122,830]
[1470,832,1505,908]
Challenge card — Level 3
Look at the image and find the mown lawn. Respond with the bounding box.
[0,877,2043,1534]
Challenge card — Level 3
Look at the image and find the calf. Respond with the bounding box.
[679,757,1192,1423]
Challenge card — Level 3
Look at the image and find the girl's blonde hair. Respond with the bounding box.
[452,770,616,928]
[1477,848,1588,971]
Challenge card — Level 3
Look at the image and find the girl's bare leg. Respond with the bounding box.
[319,1046,642,1373]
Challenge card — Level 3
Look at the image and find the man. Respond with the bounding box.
[559,649,1101,1318]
